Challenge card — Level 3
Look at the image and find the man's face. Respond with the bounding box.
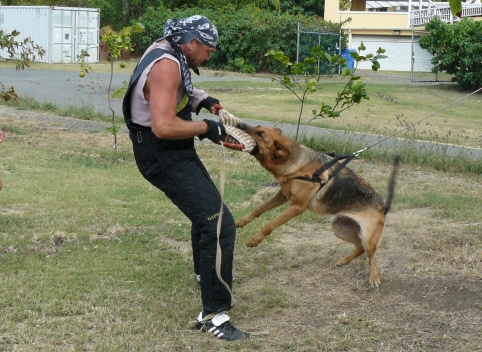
[185,39,216,69]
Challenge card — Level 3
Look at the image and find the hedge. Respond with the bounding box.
[132,6,346,73]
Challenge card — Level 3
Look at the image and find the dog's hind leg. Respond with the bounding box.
[332,214,384,287]
[361,218,385,288]
[331,215,365,266]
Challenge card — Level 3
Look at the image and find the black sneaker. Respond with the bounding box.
[195,312,250,341]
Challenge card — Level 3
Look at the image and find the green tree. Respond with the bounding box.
[88,0,169,29]
[199,0,280,11]
[339,0,351,10]
[279,0,323,16]
[419,16,482,90]
[6,0,322,28]
[448,0,462,17]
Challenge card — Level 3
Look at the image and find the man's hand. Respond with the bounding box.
[199,119,225,143]
[196,96,220,115]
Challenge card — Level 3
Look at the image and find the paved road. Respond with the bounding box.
[1,68,481,160]
[0,68,253,116]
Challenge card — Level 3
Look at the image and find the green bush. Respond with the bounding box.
[419,17,482,90]
[88,0,166,30]
[132,6,346,73]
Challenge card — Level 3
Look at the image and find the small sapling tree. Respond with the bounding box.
[101,24,143,149]
[80,24,143,149]
[265,42,386,140]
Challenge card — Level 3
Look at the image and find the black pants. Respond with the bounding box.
[130,131,236,314]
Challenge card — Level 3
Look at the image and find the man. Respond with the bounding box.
[122,15,250,341]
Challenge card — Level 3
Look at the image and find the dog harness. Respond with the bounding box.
[294,152,357,190]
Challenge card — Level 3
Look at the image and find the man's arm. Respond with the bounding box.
[145,59,209,140]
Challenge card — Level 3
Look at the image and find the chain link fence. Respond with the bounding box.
[296,23,343,75]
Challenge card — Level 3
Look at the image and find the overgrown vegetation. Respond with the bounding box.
[85,0,324,29]
[4,0,325,30]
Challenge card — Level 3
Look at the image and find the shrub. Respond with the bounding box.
[132,6,346,73]
[419,17,482,90]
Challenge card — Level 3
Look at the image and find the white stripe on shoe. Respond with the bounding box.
[208,326,225,338]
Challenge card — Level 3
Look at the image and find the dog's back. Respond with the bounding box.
[309,148,400,216]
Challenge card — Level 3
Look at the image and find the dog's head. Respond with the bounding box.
[238,123,298,172]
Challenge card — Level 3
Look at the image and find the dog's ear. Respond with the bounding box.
[273,140,290,158]
[274,128,282,136]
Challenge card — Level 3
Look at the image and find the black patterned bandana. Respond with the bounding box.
[163,15,218,101]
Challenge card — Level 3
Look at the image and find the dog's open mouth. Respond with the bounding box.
[248,143,259,155]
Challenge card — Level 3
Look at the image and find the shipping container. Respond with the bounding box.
[0,6,100,64]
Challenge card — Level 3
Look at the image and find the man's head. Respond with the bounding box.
[163,15,218,48]
[163,15,218,69]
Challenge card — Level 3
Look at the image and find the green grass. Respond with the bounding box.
[0,114,481,350]
[3,75,481,175]
[1,66,481,350]
[195,75,481,149]
[3,64,481,148]
[299,133,482,176]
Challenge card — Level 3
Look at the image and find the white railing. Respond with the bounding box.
[464,3,482,17]
[410,4,482,27]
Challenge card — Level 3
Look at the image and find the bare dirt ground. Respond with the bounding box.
[1,104,481,351]
[237,206,482,351]
[227,165,481,351]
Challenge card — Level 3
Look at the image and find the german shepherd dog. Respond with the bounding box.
[236,124,400,287]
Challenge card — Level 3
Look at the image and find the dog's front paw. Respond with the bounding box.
[246,234,263,247]
[235,217,249,228]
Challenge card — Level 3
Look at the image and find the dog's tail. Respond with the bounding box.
[384,156,400,215]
